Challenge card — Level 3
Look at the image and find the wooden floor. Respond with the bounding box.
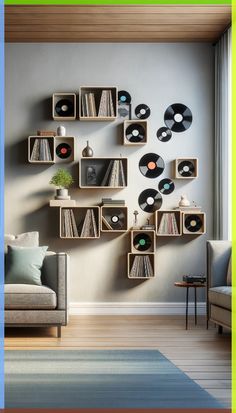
[5,315,231,408]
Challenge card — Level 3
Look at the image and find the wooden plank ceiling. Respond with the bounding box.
[5,5,231,43]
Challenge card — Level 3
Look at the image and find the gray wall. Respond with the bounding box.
[5,43,214,304]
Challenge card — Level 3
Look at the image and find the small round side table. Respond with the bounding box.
[174,282,206,330]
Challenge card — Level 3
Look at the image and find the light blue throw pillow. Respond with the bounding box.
[5,245,48,286]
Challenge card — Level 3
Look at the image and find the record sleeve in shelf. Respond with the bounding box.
[155,210,182,236]
[127,253,155,279]
[131,230,155,253]
[28,136,55,164]
[101,206,128,233]
[123,120,147,145]
[182,212,206,235]
[60,206,100,239]
[79,157,128,189]
[52,93,76,121]
[79,87,117,121]
[174,158,198,179]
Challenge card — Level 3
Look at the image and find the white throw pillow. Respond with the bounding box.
[4,232,39,253]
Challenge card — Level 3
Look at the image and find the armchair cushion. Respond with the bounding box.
[208,286,231,311]
[5,284,57,309]
[4,232,39,253]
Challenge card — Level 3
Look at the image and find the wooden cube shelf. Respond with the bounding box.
[123,120,147,145]
[60,206,100,239]
[54,136,75,163]
[131,230,156,253]
[28,136,54,164]
[182,212,206,235]
[128,253,155,279]
[52,93,76,121]
[101,206,128,233]
[174,158,198,179]
[79,157,128,189]
[79,87,117,121]
[155,210,182,236]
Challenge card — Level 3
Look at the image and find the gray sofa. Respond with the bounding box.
[5,252,69,338]
[207,240,231,333]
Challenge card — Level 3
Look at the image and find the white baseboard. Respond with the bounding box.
[69,302,206,316]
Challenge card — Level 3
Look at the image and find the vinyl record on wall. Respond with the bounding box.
[158,178,175,195]
[139,153,165,178]
[178,160,195,177]
[164,103,192,132]
[56,143,72,159]
[184,214,203,233]
[104,209,125,230]
[55,99,74,117]
[138,189,163,212]
[118,90,131,104]
[135,104,151,119]
[133,233,152,252]
[125,123,145,143]
[156,127,172,142]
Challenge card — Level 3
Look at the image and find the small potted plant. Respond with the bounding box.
[50,168,74,199]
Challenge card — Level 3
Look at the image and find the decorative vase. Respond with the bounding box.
[56,188,70,200]
[57,126,66,137]
[179,195,190,207]
[82,140,93,157]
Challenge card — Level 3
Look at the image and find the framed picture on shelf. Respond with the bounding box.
[118,103,131,120]
[86,165,97,185]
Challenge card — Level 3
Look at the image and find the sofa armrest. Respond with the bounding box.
[207,241,231,288]
[41,252,69,311]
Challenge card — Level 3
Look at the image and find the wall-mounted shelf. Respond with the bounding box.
[155,210,182,236]
[79,87,117,121]
[174,158,198,179]
[79,157,128,189]
[123,120,147,145]
[101,206,128,233]
[128,253,155,279]
[28,136,54,164]
[60,206,100,239]
[52,93,76,121]
[131,230,155,253]
[49,200,76,208]
[182,212,206,235]
[54,136,75,163]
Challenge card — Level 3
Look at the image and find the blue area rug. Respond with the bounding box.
[5,350,222,409]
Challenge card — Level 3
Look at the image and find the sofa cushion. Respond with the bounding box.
[4,232,39,253]
[208,286,231,311]
[5,284,57,309]
[227,255,232,286]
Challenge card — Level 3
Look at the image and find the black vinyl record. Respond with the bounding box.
[126,123,145,143]
[133,233,152,252]
[164,103,192,132]
[138,189,163,212]
[55,99,74,117]
[104,209,125,230]
[156,127,172,142]
[139,153,165,178]
[158,178,175,195]
[135,104,151,119]
[185,214,203,233]
[178,160,195,177]
[118,90,131,104]
[56,143,72,159]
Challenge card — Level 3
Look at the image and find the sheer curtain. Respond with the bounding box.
[214,27,231,240]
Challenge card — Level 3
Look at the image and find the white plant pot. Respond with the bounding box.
[56,188,70,200]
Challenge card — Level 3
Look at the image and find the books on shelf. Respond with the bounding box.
[37,130,56,137]
[174,206,202,212]
[157,213,179,235]
[80,209,98,238]
[98,90,115,117]
[101,198,125,206]
[61,209,79,238]
[130,255,154,278]
[30,138,52,161]
[101,160,126,187]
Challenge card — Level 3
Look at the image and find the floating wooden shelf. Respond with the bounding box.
[101,206,128,233]
[79,87,117,121]
[131,230,156,253]
[174,158,198,179]
[28,136,55,164]
[49,200,76,208]
[127,253,155,279]
[79,157,128,189]
[52,93,76,121]
[182,212,206,235]
[60,206,100,239]
[155,210,182,237]
[123,120,147,146]
[54,136,75,163]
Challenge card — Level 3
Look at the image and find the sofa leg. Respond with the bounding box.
[218,325,223,334]
[57,326,61,338]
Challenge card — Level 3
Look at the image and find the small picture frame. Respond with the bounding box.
[86,165,97,185]
[118,103,131,120]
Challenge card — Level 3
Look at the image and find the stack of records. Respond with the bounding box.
[30,139,52,161]
[101,160,126,187]
[82,93,97,117]
[98,90,115,117]
[61,209,79,238]
[157,213,179,235]
[80,209,98,238]
[130,255,154,278]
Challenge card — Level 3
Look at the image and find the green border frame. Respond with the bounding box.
[3,0,234,411]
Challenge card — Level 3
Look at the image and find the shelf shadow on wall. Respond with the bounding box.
[28,97,52,123]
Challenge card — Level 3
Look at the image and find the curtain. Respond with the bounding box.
[214,27,231,240]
